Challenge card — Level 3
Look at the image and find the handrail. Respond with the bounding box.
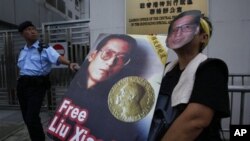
[229,74,250,85]
[228,85,250,92]
[229,73,250,77]
[228,85,250,125]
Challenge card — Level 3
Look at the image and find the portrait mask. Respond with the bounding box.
[166,10,201,49]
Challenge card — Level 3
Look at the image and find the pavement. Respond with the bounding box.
[0,109,231,141]
[0,109,54,141]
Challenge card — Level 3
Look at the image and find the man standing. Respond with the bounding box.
[149,10,230,141]
[17,21,79,141]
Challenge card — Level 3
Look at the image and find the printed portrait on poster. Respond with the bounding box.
[47,33,167,141]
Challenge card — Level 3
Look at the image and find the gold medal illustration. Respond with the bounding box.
[108,76,155,122]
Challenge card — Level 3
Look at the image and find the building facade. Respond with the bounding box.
[0,0,85,29]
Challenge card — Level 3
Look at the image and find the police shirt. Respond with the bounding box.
[17,40,60,76]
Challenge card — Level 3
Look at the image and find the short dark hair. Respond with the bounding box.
[18,21,35,33]
[199,16,213,36]
[96,34,137,52]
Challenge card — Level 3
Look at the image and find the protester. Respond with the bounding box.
[148,10,230,141]
[16,21,79,141]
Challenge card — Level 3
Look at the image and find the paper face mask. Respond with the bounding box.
[166,10,201,49]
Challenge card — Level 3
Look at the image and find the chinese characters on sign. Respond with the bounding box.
[139,0,193,15]
[126,0,208,34]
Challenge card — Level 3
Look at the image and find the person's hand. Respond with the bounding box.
[69,63,80,72]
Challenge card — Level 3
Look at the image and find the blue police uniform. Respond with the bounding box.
[17,40,60,141]
[18,40,60,76]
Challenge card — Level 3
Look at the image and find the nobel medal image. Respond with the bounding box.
[108,76,155,122]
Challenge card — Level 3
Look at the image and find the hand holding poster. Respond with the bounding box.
[47,33,167,141]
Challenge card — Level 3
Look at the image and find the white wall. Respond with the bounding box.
[89,0,250,75]
[208,0,250,74]
[89,0,125,48]
[0,0,68,27]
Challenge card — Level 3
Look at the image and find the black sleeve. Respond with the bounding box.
[190,59,230,118]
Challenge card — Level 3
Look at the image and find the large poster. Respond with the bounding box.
[47,33,167,141]
[126,0,208,34]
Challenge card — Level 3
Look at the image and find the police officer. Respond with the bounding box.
[17,21,79,141]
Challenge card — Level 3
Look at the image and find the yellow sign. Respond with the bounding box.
[126,0,209,34]
[147,35,168,65]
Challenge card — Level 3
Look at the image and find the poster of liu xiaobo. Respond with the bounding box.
[47,33,168,141]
